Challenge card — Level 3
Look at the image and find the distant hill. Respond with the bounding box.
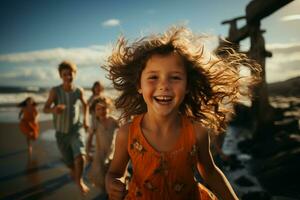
[268,76,300,96]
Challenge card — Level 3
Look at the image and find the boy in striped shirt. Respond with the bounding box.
[43,60,90,194]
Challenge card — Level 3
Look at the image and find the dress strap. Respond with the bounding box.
[127,115,143,151]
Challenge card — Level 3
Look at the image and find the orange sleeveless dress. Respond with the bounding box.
[19,107,39,140]
[126,115,218,200]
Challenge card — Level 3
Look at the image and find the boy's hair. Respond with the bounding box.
[58,60,77,74]
[105,26,261,133]
[91,81,104,95]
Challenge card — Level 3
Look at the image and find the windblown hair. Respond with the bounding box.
[104,26,261,133]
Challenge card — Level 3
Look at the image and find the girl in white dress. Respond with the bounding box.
[87,97,119,191]
[86,81,104,159]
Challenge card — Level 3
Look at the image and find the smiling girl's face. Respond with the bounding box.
[138,52,187,118]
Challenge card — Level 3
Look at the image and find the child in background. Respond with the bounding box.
[18,97,39,157]
[87,96,118,193]
[105,26,260,200]
[86,81,104,160]
[88,81,104,106]
[43,60,90,194]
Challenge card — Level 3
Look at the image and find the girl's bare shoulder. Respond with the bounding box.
[191,120,209,141]
[115,122,132,140]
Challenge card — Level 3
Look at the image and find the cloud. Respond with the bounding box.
[0,45,112,66]
[266,42,300,54]
[0,66,58,87]
[0,44,113,87]
[102,19,120,27]
[280,14,300,22]
[266,42,300,83]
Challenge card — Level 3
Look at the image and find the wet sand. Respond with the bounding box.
[0,120,104,200]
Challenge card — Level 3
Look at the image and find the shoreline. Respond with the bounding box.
[0,120,53,155]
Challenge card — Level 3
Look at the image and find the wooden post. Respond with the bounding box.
[248,22,273,140]
[219,0,294,140]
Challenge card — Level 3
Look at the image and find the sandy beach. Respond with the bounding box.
[0,120,104,200]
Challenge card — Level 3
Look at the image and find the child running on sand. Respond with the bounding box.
[87,96,118,194]
[105,26,260,200]
[18,97,39,157]
[86,81,105,160]
[43,60,90,194]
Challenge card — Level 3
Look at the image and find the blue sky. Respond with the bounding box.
[0,0,299,88]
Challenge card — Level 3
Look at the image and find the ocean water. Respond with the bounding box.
[2,87,299,124]
[0,105,52,123]
[0,88,51,122]
[0,87,119,123]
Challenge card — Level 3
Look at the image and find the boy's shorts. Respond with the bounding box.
[55,124,86,167]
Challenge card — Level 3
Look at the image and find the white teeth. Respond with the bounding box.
[155,96,172,101]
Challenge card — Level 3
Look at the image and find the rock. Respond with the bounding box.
[230,104,254,127]
[272,196,300,200]
[274,118,299,133]
[235,175,255,187]
[241,191,271,200]
[237,139,255,154]
[256,147,300,197]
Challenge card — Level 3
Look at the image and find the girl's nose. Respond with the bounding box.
[159,79,170,91]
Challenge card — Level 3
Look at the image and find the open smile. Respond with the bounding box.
[153,95,173,104]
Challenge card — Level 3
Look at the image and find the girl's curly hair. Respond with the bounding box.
[104,26,261,134]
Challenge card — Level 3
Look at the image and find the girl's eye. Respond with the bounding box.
[148,76,158,80]
[171,76,182,80]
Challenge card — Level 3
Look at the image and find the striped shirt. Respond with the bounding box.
[53,85,81,133]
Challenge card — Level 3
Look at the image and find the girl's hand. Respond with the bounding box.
[107,178,126,200]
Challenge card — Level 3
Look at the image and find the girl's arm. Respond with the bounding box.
[33,106,39,123]
[86,129,95,161]
[18,108,24,119]
[194,123,239,200]
[106,123,130,200]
